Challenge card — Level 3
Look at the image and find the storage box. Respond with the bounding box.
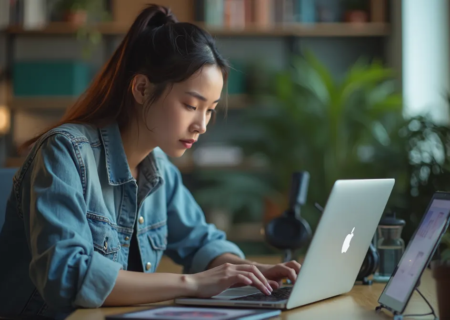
[227,60,246,95]
[13,61,91,96]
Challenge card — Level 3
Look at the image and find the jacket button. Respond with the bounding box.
[146,262,152,271]
[139,216,144,224]
[125,236,130,241]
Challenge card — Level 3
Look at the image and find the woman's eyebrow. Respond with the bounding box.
[185,91,220,103]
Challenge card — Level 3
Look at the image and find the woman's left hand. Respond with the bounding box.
[255,260,301,290]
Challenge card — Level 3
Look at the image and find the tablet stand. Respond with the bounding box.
[375,285,438,320]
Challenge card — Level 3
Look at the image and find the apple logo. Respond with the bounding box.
[342,227,355,253]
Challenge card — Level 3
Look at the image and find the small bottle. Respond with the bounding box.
[373,212,406,282]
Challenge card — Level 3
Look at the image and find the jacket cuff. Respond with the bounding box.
[73,252,122,308]
[188,240,245,274]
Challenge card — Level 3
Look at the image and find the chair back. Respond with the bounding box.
[0,168,17,232]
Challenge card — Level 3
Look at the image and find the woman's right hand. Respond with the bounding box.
[187,263,273,298]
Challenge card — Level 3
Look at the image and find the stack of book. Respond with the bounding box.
[194,0,387,29]
[195,0,320,29]
[0,0,48,30]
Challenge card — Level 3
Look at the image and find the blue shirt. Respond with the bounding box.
[0,122,244,318]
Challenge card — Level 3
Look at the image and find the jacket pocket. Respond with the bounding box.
[87,213,121,261]
[147,224,167,271]
[148,230,167,250]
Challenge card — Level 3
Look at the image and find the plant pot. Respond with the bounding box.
[431,260,450,319]
[64,10,87,26]
[344,10,368,23]
[262,197,284,226]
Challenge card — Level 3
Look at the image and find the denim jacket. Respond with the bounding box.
[0,122,244,318]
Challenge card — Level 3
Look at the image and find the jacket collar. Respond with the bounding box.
[99,123,161,186]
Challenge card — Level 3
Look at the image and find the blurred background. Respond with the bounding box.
[0,0,449,258]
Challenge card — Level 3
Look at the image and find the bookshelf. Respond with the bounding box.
[9,97,78,111]
[8,93,250,111]
[0,0,393,172]
[4,22,390,37]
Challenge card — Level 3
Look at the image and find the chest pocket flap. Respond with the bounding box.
[148,225,167,251]
[87,213,121,254]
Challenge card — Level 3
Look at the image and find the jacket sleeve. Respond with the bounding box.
[162,160,245,274]
[20,133,122,309]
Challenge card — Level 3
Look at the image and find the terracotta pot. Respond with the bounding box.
[344,10,368,23]
[262,197,284,226]
[431,260,450,319]
[64,10,87,26]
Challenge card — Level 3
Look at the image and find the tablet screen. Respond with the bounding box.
[378,197,450,312]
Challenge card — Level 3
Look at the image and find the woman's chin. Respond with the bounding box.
[163,147,186,158]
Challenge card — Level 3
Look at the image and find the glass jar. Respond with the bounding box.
[373,212,405,282]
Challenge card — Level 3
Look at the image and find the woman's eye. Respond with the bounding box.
[208,109,216,114]
[185,104,196,111]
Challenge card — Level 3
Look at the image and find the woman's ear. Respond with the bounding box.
[131,74,151,105]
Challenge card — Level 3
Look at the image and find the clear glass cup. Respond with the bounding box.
[373,213,405,282]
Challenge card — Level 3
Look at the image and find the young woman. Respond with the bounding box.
[0,4,300,319]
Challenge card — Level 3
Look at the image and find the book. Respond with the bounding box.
[370,0,386,22]
[205,0,224,27]
[254,0,273,27]
[106,306,281,320]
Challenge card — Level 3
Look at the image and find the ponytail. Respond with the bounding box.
[21,4,228,152]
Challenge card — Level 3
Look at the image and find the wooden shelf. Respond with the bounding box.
[9,94,251,111]
[177,163,265,174]
[10,97,77,111]
[4,22,390,37]
[4,22,128,35]
[202,22,390,37]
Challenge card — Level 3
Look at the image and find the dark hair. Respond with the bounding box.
[22,4,229,149]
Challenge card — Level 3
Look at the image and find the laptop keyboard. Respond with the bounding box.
[231,286,292,302]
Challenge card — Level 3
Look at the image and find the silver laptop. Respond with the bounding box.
[175,179,395,310]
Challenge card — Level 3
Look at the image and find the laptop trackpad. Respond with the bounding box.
[211,286,261,300]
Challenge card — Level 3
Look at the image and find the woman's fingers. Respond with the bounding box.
[227,273,270,296]
[284,260,301,274]
[241,271,272,295]
[228,274,253,287]
[271,264,298,283]
[268,280,281,290]
[221,263,269,294]
[235,264,272,292]
[282,265,298,283]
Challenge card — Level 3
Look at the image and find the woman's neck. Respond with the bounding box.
[120,122,157,178]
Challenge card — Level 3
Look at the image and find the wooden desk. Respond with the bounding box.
[66,256,439,320]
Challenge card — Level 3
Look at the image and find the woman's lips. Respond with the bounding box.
[179,139,196,149]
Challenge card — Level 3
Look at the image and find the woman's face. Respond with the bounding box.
[139,64,224,158]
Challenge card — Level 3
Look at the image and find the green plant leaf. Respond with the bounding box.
[198,52,411,235]
[441,248,450,261]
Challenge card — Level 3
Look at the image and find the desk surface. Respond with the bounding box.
[66,256,439,320]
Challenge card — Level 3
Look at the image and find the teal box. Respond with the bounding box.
[13,61,91,96]
[227,60,246,95]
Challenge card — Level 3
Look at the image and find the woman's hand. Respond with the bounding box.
[256,260,301,290]
[188,263,274,298]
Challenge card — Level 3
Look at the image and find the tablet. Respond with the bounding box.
[378,191,450,314]
[105,306,281,320]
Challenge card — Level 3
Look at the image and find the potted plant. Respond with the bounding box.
[431,231,450,319]
[341,0,369,23]
[194,51,403,245]
[54,0,109,58]
[383,99,450,241]
[236,51,403,226]
[55,0,92,25]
